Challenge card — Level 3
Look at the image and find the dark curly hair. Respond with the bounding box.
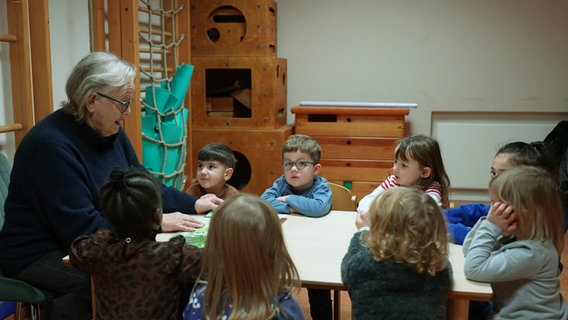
[99,167,162,239]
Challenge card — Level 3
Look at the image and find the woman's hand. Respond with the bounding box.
[161,211,205,232]
[487,201,517,233]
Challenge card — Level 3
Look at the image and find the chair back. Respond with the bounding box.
[329,182,357,211]
[0,153,10,227]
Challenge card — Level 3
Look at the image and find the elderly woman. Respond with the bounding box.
[0,52,220,319]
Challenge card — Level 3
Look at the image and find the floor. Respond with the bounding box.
[293,288,352,320]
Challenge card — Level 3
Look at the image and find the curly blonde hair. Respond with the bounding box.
[363,187,449,276]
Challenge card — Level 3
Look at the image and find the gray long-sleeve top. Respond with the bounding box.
[463,218,567,320]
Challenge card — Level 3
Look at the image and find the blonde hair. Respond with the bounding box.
[199,193,300,320]
[489,165,564,253]
[363,187,449,276]
[395,134,451,208]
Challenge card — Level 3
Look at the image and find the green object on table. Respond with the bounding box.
[173,225,209,248]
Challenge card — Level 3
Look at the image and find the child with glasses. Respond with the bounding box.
[261,134,332,217]
[186,142,239,200]
[260,134,333,320]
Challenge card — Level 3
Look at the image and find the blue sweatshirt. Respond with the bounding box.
[0,109,197,275]
[261,175,332,217]
[443,203,490,245]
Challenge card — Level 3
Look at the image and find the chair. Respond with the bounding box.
[329,182,357,211]
[0,154,52,320]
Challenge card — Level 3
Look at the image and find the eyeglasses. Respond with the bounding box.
[95,91,132,113]
[281,160,315,171]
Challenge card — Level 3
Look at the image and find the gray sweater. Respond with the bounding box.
[341,231,452,320]
[464,218,568,320]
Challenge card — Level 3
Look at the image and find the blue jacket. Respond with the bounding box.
[183,283,304,320]
[443,203,490,245]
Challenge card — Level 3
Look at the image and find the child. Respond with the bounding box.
[182,193,304,320]
[341,187,452,320]
[187,142,239,200]
[444,141,557,245]
[260,134,332,320]
[357,134,451,213]
[463,166,567,319]
[261,134,332,217]
[69,167,203,320]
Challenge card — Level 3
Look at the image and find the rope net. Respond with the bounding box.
[138,0,191,190]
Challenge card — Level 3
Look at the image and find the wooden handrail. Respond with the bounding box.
[0,123,23,133]
[0,34,17,42]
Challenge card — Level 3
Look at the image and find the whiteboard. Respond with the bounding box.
[431,112,568,190]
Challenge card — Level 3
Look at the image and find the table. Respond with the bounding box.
[73,211,492,320]
[281,210,492,320]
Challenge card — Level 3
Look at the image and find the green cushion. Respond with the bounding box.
[0,277,52,303]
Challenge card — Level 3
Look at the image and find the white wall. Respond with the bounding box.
[278,0,568,134]
[1,0,567,200]
[49,0,91,110]
[277,0,568,200]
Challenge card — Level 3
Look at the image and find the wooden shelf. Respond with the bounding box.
[291,105,409,201]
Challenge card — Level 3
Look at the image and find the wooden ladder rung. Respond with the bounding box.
[0,123,23,133]
[0,34,17,42]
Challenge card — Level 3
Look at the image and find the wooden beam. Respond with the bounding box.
[0,34,17,42]
[119,0,142,159]
[174,0,194,185]
[7,0,34,145]
[0,123,23,134]
[90,0,106,51]
[29,0,54,122]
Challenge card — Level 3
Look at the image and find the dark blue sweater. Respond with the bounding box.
[0,109,197,275]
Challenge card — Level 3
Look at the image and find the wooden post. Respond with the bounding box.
[29,0,54,121]
[90,0,106,51]
[119,0,142,159]
[6,0,34,145]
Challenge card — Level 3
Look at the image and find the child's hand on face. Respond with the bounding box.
[487,201,517,233]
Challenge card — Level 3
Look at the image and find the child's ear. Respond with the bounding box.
[313,163,322,175]
[421,166,432,179]
[224,167,234,181]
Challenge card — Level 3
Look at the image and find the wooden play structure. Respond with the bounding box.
[189,0,292,195]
